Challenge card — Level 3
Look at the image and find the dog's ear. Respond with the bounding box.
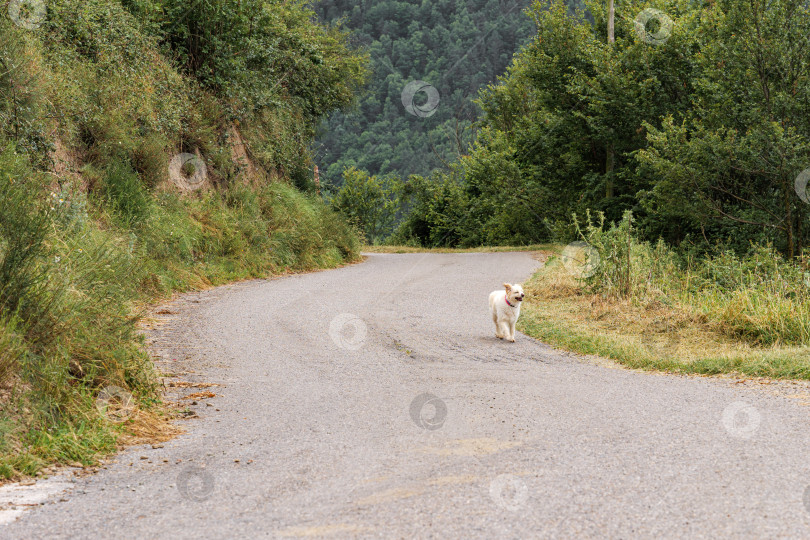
[503,282,512,292]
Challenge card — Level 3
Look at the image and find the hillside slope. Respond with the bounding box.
[310,0,539,187]
[0,0,366,480]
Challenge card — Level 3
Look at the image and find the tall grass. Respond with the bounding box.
[0,147,359,480]
[572,211,810,346]
[0,148,57,346]
[0,0,363,481]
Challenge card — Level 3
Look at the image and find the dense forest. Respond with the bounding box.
[310,0,541,186]
[328,0,810,258]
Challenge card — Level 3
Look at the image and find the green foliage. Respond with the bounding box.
[0,20,48,159]
[0,147,359,480]
[159,0,368,119]
[390,172,473,247]
[692,246,810,345]
[99,161,152,228]
[574,210,634,298]
[138,182,359,290]
[329,167,399,243]
[564,209,810,346]
[0,143,153,477]
[0,147,56,345]
[376,0,810,258]
[452,0,704,246]
[311,0,537,187]
[637,0,810,257]
[0,316,23,387]
[0,0,366,480]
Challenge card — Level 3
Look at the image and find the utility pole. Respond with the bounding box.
[606,0,615,199]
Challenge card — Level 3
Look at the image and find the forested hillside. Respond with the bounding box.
[455,0,810,255]
[311,0,544,186]
[331,0,810,258]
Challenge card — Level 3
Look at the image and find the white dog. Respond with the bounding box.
[489,283,525,342]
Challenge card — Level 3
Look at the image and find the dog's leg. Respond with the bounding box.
[508,321,516,342]
[494,319,504,339]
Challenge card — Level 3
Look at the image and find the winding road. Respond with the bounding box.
[4,252,810,538]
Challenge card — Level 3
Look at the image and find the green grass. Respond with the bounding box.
[518,246,810,380]
[519,304,810,379]
[0,0,365,483]
[0,152,359,483]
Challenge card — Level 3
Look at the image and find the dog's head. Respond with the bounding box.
[503,283,525,304]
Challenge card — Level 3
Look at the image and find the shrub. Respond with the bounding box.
[99,161,151,228]
[329,167,399,244]
[132,133,169,188]
[574,210,634,298]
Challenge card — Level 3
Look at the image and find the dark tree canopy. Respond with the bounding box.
[311,0,540,187]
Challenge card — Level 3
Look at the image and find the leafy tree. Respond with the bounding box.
[330,167,400,243]
[638,0,810,257]
[159,0,367,122]
[390,170,472,247]
[397,0,810,258]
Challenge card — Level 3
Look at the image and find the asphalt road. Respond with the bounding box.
[4,252,810,539]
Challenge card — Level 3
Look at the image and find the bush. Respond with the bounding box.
[100,161,151,228]
[574,210,634,298]
[329,167,399,244]
[390,173,472,247]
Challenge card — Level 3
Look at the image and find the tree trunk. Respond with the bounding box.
[606,0,615,199]
[784,176,794,258]
[605,145,614,198]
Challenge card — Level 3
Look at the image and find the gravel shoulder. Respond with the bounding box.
[3,252,810,538]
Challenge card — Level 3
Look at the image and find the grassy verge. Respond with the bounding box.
[363,244,556,254]
[0,151,359,482]
[519,261,810,379]
[517,225,810,380]
[0,0,366,483]
[370,243,810,380]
